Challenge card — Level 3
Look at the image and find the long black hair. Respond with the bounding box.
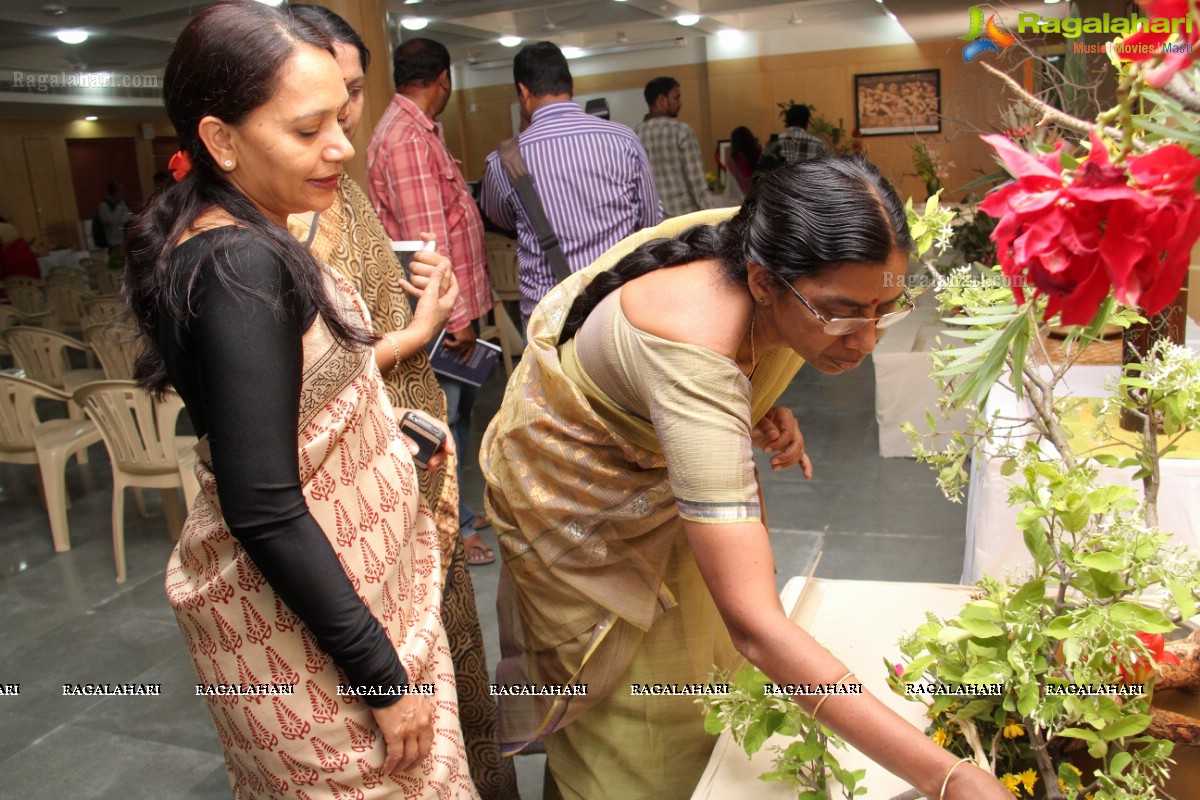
[125,0,373,394]
[559,155,912,342]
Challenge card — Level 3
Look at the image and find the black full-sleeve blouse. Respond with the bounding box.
[160,227,405,707]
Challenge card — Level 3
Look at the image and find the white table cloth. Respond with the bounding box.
[963,319,1200,582]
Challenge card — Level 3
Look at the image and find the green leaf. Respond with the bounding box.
[961,659,1009,684]
[937,626,974,646]
[1170,580,1198,618]
[1078,551,1124,572]
[783,740,823,761]
[1109,602,1175,633]
[1023,525,1055,569]
[1058,761,1083,788]
[1045,616,1075,639]
[703,708,725,735]
[1000,458,1017,477]
[1100,714,1151,740]
[1010,579,1047,612]
[1056,727,1100,743]
[1109,751,1132,775]
[955,618,1004,638]
[953,699,996,720]
[1017,681,1040,716]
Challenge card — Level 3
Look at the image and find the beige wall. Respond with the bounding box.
[0,116,174,250]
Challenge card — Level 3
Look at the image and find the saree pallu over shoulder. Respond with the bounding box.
[168,267,476,799]
[479,208,804,753]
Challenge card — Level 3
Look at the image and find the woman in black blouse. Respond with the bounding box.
[124,2,477,796]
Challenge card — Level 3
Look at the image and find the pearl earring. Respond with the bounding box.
[224,160,233,169]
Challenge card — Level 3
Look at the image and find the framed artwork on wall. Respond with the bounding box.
[854,70,941,136]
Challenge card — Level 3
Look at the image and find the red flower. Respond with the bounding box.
[1115,632,1182,684]
[1115,0,1198,88]
[979,132,1200,325]
[168,150,192,182]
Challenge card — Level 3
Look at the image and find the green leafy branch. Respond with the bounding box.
[700,666,867,798]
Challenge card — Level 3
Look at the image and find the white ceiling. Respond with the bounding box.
[0,0,1067,116]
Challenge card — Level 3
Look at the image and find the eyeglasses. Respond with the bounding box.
[782,283,913,336]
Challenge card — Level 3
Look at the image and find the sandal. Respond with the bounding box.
[471,514,493,531]
[464,533,495,566]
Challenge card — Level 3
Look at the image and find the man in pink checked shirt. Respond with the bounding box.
[368,37,497,565]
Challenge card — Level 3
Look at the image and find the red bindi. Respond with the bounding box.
[870,297,879,305]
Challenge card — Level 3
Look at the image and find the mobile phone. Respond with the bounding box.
[398,411,446,469]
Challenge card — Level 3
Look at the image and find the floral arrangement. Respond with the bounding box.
[703,2,1200,798]
[896,1,1200,796]
[912,141,953,199]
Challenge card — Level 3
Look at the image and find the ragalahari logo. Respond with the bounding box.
[961,7,1015,62]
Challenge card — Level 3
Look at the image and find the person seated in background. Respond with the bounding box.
[480,157,1012,800]
[123,2,477,795]
[97,181,132,252]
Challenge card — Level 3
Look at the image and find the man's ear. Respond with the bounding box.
[198,115,236,171]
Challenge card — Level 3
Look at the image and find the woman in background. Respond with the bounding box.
[727,125,762,198]
[125,2,475,796]
[284,6,519,797]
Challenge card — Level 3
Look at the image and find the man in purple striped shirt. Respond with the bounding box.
[480,41,663,321]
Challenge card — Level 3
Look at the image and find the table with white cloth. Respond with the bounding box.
[35,249,89,278]
[962,318,1200,583]
[874,292,971,458]
[691,577,974,799]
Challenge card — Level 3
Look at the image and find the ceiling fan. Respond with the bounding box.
[539,7,587,32]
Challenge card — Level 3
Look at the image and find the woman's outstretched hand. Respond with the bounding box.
[752,406,812,477]
[371,694,435,776]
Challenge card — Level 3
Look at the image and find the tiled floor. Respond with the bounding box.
[0,355,967,799]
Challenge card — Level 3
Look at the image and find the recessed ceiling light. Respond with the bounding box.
[499,36,521,47]
[253,0,284,6]
[56,29,88,44]
[1043,0,1061,4]
[677,14,700,26]
[404,0,423,4]
[561,46,584,58]
[401,17,429,31]
[717,29,742,43]
[84,115,98,121]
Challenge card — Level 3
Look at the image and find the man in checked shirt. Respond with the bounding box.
[634,77,716,218]
[368,37,497,559]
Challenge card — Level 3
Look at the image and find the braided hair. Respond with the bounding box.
[559,155,912,342]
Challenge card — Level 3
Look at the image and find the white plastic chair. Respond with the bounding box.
[480,239,524,376]
[2,326,105,412]
[3,276,52,327]
[83,322,141,380]
[0,373,102,552]
[74,381,195,582]
[74,380,195,582]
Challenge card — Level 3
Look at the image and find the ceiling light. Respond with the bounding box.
[253,0,285,6]
[1043,0,1061,4]
[788,12,802,25]
[677,14,700,26]
[717,29,742,43]
[56,29,88,44]
[499,36,522,47]
[561,46,584,58]
[404,0,423,4]
[84,115,98,121]
[401,17,429,31]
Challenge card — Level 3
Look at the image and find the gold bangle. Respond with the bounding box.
[383,333,401,373]
[939,757,972,800]
[810,671,855,721]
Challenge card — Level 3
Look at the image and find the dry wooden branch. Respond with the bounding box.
[1148,706,1200,745]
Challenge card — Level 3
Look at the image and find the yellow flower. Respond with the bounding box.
[1002,718,1025,739]
[1019,768,1038,794]
[932,727,951,747]
[1000,773,1022,797]
[1063,763,1082,777]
